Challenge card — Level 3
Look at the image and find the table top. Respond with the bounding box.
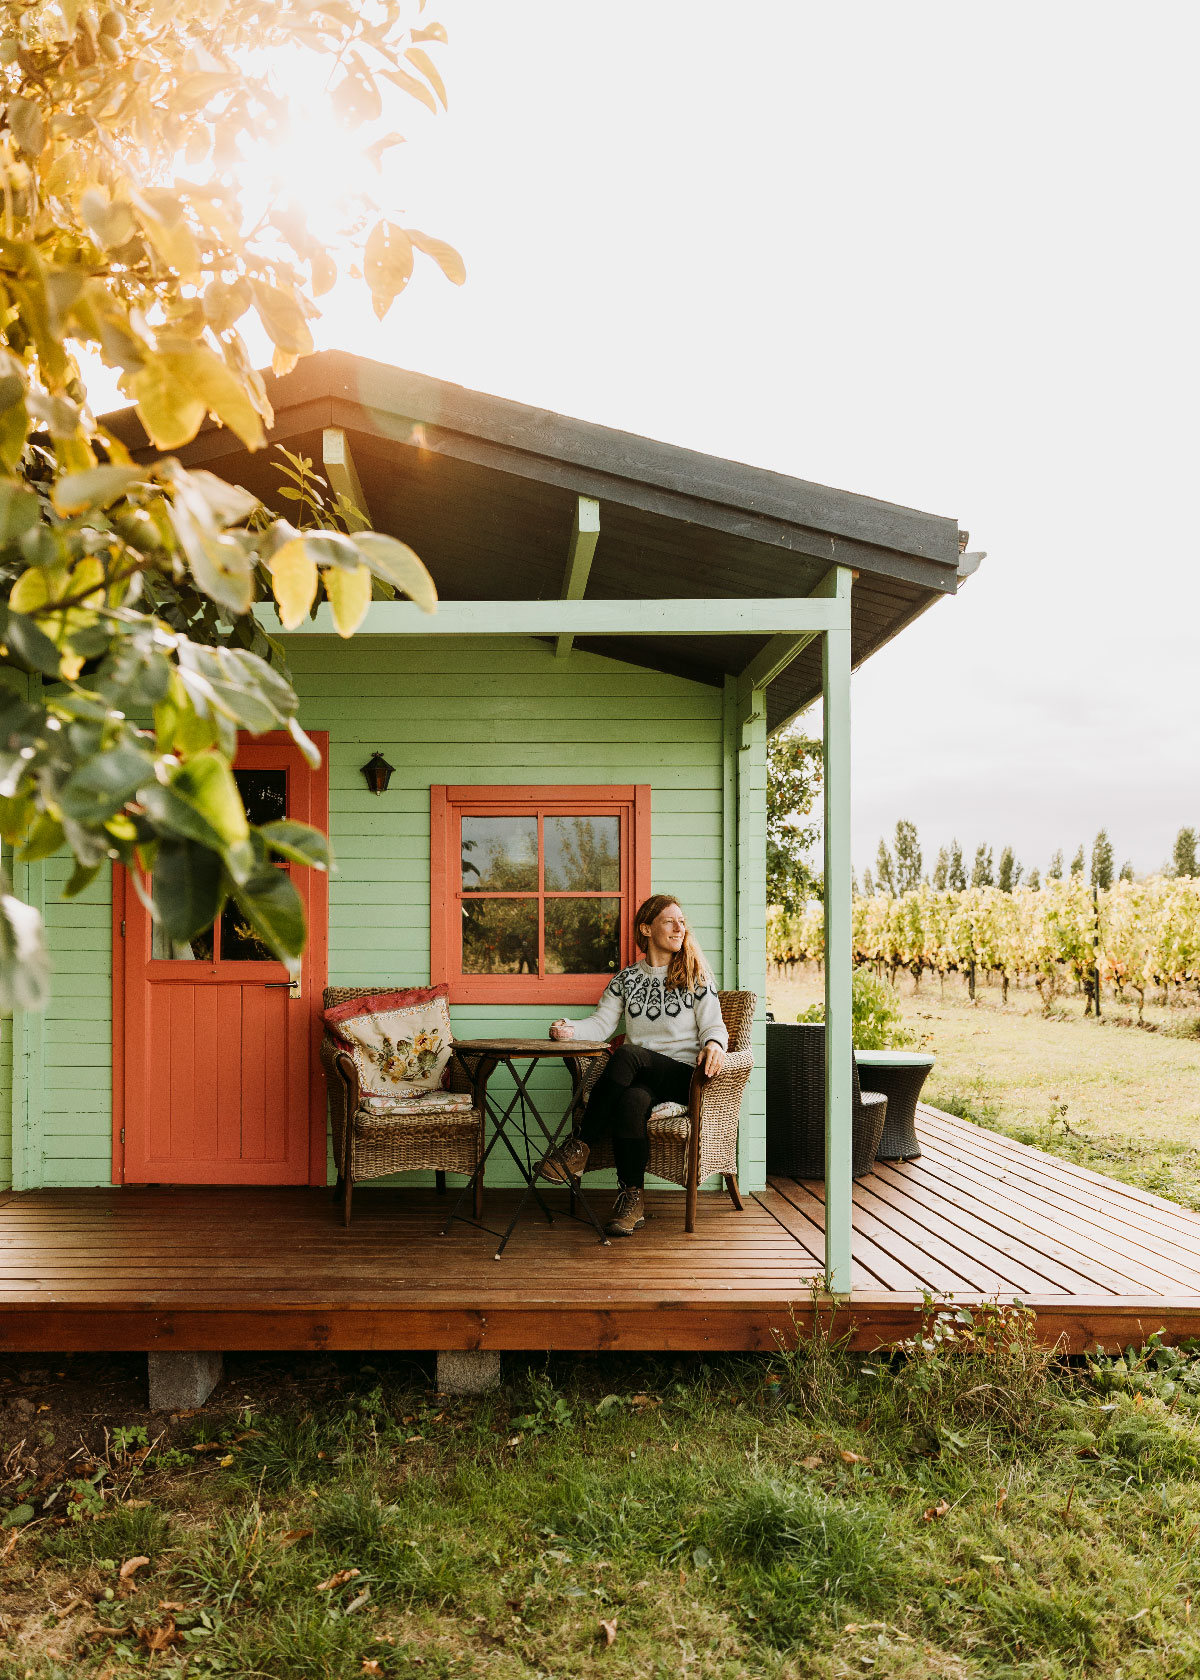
[452,1037,611,1059]
[854,1049,936,1067]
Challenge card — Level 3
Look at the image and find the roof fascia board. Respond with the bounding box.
[256,594,851,639]
[313,356,960,565]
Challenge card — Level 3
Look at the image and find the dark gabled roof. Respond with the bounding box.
[103,350,966,729]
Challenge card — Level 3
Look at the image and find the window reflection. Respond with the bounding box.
[234,768,287,826]
[544,815,620,891]
[461,816,538,891]
[462,898,538,973]
[545,898,620,975]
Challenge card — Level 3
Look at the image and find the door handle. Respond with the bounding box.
[263,980,302,999]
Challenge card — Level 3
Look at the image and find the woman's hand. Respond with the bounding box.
[550,1018,575,1042]
[697,1041,725,1077]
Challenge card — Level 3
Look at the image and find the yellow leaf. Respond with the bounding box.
[363,221,413,320]
[178,348,266,451]
[408,229,466,286]
[9,568,52,614]
[381,66,437,114]
[131,359,206,451]
[252,282,315,359]
[321,564,371,637]
[405,45,447,108]
[269,539,318,630]
[353,533,436,612]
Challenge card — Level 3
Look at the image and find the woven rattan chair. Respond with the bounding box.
[579,990,757,1232]
[321,986,485,1228]
[765,1021,887,1179]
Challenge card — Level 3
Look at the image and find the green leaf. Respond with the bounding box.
[0,479,43,541]
[19,812,64,862]
[1,609,61,677]
[168,753,250,850]
[63,859,101,899]
[288,716,321,770]
[363,221,413,320]
[353,533,437,611]
[259,820,330,871]
[51,465,144,515]
[232,867,306,966]
[59,745,156,824]
[131,357,206,450]
[137,781,226,853]
[152,838,226,944]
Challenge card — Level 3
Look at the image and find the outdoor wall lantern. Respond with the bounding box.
[360,752,396,796]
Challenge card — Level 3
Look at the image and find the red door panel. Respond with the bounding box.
[116,732,328,1185]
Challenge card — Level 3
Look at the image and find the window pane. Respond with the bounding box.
[545,897,621,975]
[219,901,275,962]
[151,923,214,961]
[235,768,287,826]
[462,899,539,974]
[461,816,537,891]
[544,815,620,891]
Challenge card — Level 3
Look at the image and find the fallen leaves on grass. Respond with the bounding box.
[598,1617,618,1646]
[279,1527,313,1547]
[923,1501,951,1522]
[840,1449,865,1464]
[800,1454,823,1470]
[316,1568,360,1592]
[629,1394,661,1410]
[995,1486,1009,1513]
[119,1556,149,1580]
[137,1616,182,1653]
[362,1663,384,1676]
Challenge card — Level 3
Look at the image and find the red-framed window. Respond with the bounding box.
[430,785,651,1004]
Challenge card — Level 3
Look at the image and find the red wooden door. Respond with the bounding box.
[116,732,328,1185]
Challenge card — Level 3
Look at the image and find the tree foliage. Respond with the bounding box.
[1091,827,1114,891]
[765,727,822,912]
[970,843,993,888]
[0,0,460,1005]
[997,844,1021,894]
[1173,827,1198,879]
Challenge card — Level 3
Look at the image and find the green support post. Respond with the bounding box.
[821,567,853,1294]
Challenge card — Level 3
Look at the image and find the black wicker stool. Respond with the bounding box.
[854,1051,935,1160]
[766,1022,887,1179]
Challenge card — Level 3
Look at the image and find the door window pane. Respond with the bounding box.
[544,815,620,891]
[461,816,537,891]
[219,901,275,963]
[151,924,215,961]
[235,768,287,826]
[462,898,539,974]
[545,898,621,975]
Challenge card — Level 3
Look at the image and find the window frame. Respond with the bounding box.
[430,784,651,1004]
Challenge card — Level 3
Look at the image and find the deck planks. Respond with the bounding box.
[2,1107,1200,1354]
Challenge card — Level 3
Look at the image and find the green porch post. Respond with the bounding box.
[821,567,853,1294]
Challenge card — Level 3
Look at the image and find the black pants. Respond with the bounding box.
[577,1044,694,1188]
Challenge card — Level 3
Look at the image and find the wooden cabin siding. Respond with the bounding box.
[3,636,766,1193]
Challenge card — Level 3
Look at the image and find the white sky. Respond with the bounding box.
[98,1,1200,878]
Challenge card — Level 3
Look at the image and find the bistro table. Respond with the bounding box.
[853,1049,936,1161]
[441,1038,612,1257]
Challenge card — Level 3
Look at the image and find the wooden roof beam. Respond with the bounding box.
[322,427,371,530]
[555,496,601,660]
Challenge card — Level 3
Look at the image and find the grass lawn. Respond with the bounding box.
[4,1331,1200,1680]
[768,966,1200,1211]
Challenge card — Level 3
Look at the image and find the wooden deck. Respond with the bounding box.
[3,1107,1200,1355]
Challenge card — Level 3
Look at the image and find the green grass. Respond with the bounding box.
[6,1339,1200,1679]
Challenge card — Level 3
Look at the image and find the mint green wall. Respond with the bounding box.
[1,635,766,1193]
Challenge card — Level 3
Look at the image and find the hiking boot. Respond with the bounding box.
[605,1186,645,1237]
[539,1136,590,1184]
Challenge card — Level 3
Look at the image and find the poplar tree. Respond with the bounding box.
[971,844,994,888]
[1091,829,1114,890]
[947,839,967,892]
[1070,845,1086,876]
[1027,867,1041,890]
[1119,860,1134,882]
[1048,850,1064,880]
[874,837,896,895]
[1173,827,1199,878]
[931,846,949,891]
[997,846,1021,893]
[893,819,923,894]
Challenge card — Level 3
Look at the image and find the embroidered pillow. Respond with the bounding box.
[324,985,454,1100]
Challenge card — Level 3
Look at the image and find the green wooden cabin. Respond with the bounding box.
[0,352,966,1290]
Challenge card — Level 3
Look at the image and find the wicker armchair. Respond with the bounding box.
[765,1021,887,1179]
[579,990,757,1232]
[321,986,485,1228]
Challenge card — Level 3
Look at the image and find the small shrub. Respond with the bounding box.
[929,1073,1001,1128]
[797,967,913,1050]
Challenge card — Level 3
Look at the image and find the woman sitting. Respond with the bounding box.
[541,894,727,1237]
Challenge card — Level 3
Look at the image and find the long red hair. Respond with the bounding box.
[633,894,712,993]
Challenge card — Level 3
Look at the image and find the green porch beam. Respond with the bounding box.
[821,566,854,1295]
[257,595,851,639]
[321,428,371,530]
[555,496,601,660]
[737,630,816,696]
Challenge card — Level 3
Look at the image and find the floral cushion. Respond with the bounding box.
[324,985,454,1101]
[648,1101,687,1121]
[359,1090,475,1117]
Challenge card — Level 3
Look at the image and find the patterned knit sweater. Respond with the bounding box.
[564,962,729,1065]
